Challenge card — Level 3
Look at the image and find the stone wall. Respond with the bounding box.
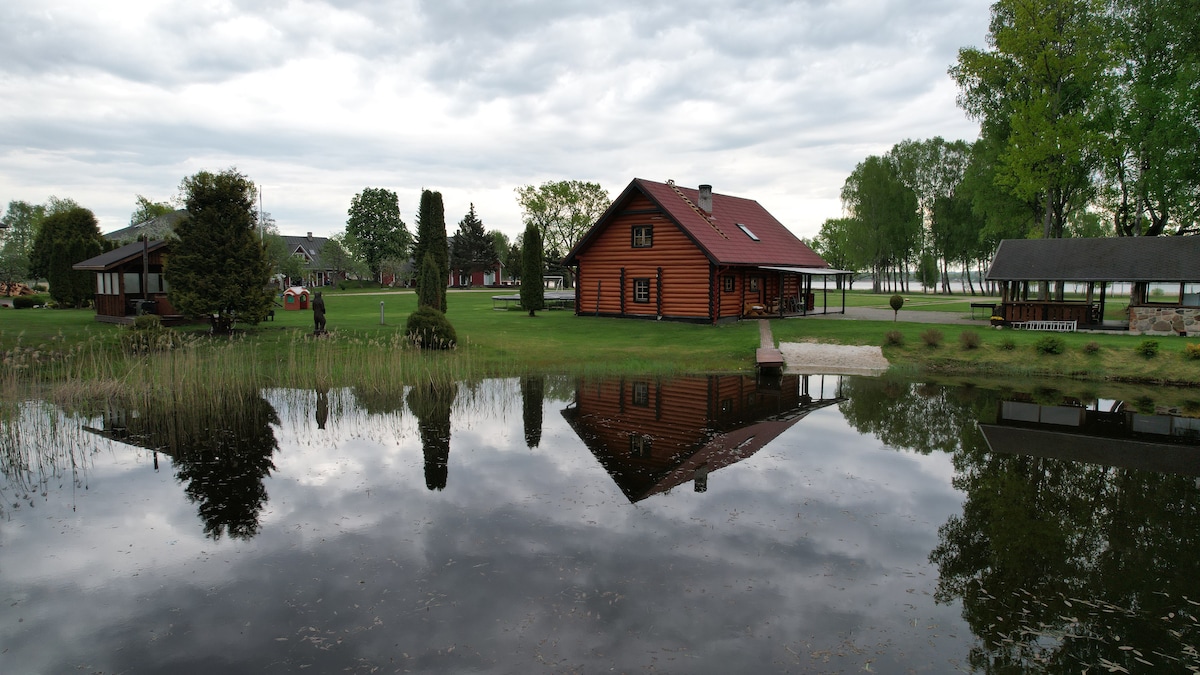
[1129,306,1200,336]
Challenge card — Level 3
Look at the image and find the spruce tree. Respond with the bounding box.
[167,169,274,333]
[450,204,497,280]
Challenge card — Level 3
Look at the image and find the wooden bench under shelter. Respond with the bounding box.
[1010,320,1077,332]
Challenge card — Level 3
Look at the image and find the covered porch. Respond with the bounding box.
[745,266,853,319]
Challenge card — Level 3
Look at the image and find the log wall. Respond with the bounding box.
[575,195,714,320]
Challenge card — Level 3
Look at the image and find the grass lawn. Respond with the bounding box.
[3,287,1199,386]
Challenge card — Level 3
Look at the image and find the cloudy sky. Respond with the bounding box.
[1,0,990,241]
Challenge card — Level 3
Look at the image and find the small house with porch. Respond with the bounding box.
[72,239,181,324]
[563,179,847,323]
[986,237,1200,335]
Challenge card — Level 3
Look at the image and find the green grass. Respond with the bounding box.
[3,288,1199,389]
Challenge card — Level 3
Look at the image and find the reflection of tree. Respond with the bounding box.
[931,441,1200,672]
[521,375,544,449]
[167,391,280,540]
[407,381,456,491]
[837,376,993,454]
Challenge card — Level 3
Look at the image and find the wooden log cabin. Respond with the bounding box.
[986,237,1200,335]
[72,239,182,324]
[563,179,847,323]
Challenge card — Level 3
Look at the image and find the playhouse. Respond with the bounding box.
[283,286,310,310]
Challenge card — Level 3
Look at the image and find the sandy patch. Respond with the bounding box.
[778,342,889,375]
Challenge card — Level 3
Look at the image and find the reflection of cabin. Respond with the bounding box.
[72,239,183,324]
[561,374,844,502]
[564,179,849,323]
[979,398,1200,477]
[986,237,1200,335]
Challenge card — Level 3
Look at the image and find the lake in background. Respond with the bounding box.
[2,375,1198,673]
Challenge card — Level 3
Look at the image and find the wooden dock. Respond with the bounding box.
[756,320,784,371]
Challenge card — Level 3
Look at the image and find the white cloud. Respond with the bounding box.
[0,0,988,239]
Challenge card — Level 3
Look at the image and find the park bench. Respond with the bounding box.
[970,302,996,320]
[1010,320,1077,332]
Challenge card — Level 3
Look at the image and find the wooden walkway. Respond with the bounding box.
[756,320,784,371]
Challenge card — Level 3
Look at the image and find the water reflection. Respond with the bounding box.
[406,380,456,491]
[315,386,329,430]
[980,395,1200,475]
[83,391,279,540]
[521,374,544,448]
[4,376,1200,673]
[562,374,844,502]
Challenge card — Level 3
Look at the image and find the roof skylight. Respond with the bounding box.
[736,223,760,241]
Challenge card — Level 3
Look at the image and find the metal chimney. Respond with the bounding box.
[698,184,713,215]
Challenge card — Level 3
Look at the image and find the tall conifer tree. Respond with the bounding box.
[520,222,544,317]
[413,190,448,312]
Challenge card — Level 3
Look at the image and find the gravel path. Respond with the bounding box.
[778,341,890,375]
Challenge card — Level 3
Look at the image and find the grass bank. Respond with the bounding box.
[2,289,1199,389]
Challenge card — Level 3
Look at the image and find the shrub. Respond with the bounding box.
[1185,343,1200,360]
[405,306,457,349]
[884,330,904,346]
[889,294,904,321]
[1082,341,1101,355]
[1136,340,1159,358]
[958,331,981,350]
[12,296,37,309]
[999,338,1016,351]
[1035,336,1065,355]
[920,329,943,347]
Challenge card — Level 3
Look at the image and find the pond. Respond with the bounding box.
[2,374,1199,673]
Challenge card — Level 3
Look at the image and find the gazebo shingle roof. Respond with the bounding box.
[986,237,1200,282]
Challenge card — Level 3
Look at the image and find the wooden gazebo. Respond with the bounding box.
[986,237,1200,336]
[72,239,183,324]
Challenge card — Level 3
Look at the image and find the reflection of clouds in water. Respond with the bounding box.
[2,378,972,673]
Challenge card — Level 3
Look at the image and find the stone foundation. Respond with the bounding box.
[1129,306,1200,336]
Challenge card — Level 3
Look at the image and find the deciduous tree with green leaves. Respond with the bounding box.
[167,169,275,333]
[345,187,411,283]
[0,200,46,285]
[515,180,610,278]
[840,155,921,293]
[951,0,1110,241]
[130,195,176,227]
[1097,0,1199,236]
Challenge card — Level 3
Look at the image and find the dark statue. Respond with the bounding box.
[312,291,326,334]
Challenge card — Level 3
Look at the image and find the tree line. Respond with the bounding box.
[813,0,1198,294]
[2,176,611,297]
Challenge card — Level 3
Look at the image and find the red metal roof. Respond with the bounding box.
[567,178,828,268]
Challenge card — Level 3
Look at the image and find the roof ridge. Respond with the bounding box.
[666,179,728,240]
